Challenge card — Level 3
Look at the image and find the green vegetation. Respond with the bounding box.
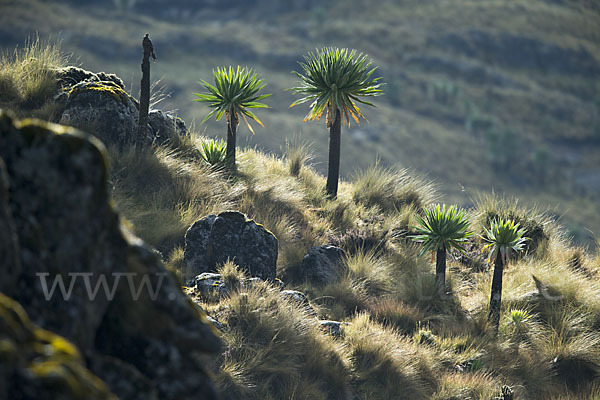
[1,20,600,400]
[194,66,270,169]
[412,204,473,294]
[483,219,528,330]
[289,47,382,198]
[198,138,227,167]
[106,128,599,399]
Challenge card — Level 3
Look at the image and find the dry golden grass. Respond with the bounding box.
[0,37,67,120]
[105,118,600,400]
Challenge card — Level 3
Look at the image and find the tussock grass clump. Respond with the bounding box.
[0,37,66,119]
[311,277,371,321]
[431,372,501,400]
[309,249,393,321]
[212,280,352,400]
[284,138,313,177]
[109,144,239,252]
[352,163,436,214]
[536,308,600,391]
[218,261,245,292]
[473,194,559,256]
[344,313,439,400]
[345,250,392,296]
[368,298,425,334]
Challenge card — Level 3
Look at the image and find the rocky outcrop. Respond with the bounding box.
[301,245,346,285]
[0,112,221,400]
[0,293,116,400]
[52,66,187,147]
[56,66,125,89]
[184,211,278,280]
[59,80,141,146]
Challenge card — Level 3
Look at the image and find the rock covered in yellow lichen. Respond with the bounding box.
[0,293,117,400]
[0,111,221,400]
[59,80,140,146]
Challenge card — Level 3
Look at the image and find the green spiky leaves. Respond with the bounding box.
[198,139,227,167]
[289,47,382,128]
[483,219,528,261]
[194,66,271,134]
[412,204,473,256]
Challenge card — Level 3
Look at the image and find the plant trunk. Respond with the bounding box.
[326,108,342,198]
[488,251,504,332]
[137,36,151,150]
[226,113,237,170]
[435,245,446,296]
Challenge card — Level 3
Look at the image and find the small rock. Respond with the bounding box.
[318,320,348,337]
[194,273,228,297]
[301,245,346,285]
[148,109,187,145]
[280,290,316,315]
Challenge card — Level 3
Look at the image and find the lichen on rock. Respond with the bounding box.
[59,80,140,146]
[0,293,116,400]
[0,111,222,400]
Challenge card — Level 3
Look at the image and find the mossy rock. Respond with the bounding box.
[0,111,221,399]
[0,293,116,400]
[59,80,139,146]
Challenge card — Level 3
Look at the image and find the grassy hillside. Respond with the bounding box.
[116,133,600,399]
[0,0,599,244]
[1,38,600,398]
[105,124,600,399]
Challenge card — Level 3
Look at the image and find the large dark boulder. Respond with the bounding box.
[0,293,116,400]
[0,159,19,297]
[59,80,141,147]
[54,66,186,148]
[301,245,346,285]
[0,112,221,400]
[184,211,278,280]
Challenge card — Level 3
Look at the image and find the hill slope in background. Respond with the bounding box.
[1,34,600,398]
[0,0,599,243]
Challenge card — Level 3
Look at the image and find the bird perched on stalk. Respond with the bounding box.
[143,33,156,61]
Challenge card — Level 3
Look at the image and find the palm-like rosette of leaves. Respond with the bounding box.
[412,204,473,256]
[289,47,382,127]
[194,66,271,134]
[198,139,227,166]
[483,219,528,261]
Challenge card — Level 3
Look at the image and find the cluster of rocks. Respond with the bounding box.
[0,112,220,400]
[182,211,350,336]
[183,211,347,285]
[54,66,186,147]
[190,272,348,337]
